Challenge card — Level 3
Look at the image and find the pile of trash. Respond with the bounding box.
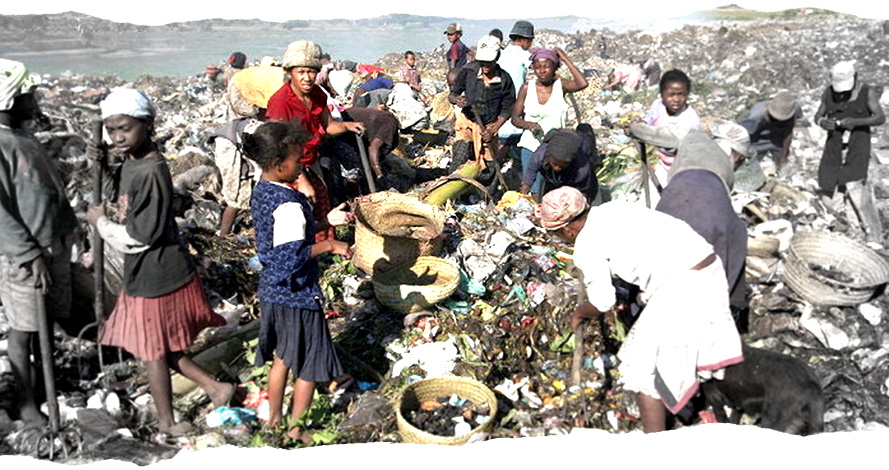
[3,10,889,462]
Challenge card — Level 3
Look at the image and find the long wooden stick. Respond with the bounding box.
[90,120,106,372]
[571,324,584,387]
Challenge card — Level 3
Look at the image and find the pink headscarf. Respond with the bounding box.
[530,48,560,69]
[538,186,588,230]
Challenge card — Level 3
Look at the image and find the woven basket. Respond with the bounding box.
[352,192,444,275]
[373,256,459,313]
[395,376,497,445]
[783,231,889,305]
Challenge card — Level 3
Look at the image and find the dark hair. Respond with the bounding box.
[404,50,415,58]
[488,28,504,42]
[241,121,312,171]
[229,52,247,69]
[659,68,691,93]
[321,53,331,61]
[447,67,460,88]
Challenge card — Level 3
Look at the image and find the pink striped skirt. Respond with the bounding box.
[99,275,225,361]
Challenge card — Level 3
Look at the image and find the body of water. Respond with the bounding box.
[3,17,701,80]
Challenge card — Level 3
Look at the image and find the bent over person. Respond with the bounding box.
[539,188,743,433]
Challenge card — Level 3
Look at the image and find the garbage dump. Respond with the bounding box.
[3,10,889,462]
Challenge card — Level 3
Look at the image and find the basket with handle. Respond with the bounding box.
[352,191,444,275]
[372,256,459,313]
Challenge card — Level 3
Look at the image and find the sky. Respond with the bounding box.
[2,1,887,25]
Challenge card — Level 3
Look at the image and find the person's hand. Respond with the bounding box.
[348,122,365,136]
[30,255,51,294]
[328,240,352,258]
[819,117,837,131]
[86,140,107,163]
[327,202,354,227]
[296,172,316,204]
[482,123,497,143]
[569,309,587,331]
[454,95,468,108]
[837,118,855,129]
[86,202,106,227]
[554,47,568,61]
[569,301,601,330]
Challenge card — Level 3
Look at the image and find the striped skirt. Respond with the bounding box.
[99,275,225,361]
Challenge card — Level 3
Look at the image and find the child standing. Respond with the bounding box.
[242,121,352,442]
[645,69,701,188]
[86,88,234,437]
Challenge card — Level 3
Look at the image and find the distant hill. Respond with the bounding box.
[0,12,599,41]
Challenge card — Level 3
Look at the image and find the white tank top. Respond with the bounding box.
[518,78,569,152]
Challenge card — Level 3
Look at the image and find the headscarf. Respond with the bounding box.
[710,120,755,160]
[0,59,37,112]
[538,186,588,230]
[530,48,560,69]
[100,88,156,120]
[543,129,582,163]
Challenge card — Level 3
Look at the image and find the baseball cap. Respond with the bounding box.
[475,35,501,62]
[444,22,462,35]
[831,61,855,93]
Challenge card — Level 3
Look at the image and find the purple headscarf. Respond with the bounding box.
[530,48,560,69]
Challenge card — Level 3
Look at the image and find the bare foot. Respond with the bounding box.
[210,382,235,409]
[19,403,47,426]
[287,427,314,445]
[158,421,193,437]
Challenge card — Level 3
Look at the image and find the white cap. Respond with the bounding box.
[475,35,501,62]
[831,61,855,93]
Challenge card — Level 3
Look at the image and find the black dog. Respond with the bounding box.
[701,343,824,435]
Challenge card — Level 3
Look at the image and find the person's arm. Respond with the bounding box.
[511,83,542,135]
[840,86,886,129]
[368,137,385,178]
[780,126,793,160]
[522,145,545,189]
[323,107,364,136]
[485,74,515,140]
[603,73,620,89]
[814,89,836,131]
[311,238,351,258]
[556,48,588,93]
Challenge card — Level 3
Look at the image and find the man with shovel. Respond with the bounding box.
[448,35,516,176]
[0,59,78,424]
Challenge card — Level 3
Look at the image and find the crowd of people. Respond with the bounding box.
[0,16,882,441]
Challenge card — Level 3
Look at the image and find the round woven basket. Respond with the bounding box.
[373,256,459,313]
[783,231,889,305]
[395,376,497,445]
[352,192,444,275]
